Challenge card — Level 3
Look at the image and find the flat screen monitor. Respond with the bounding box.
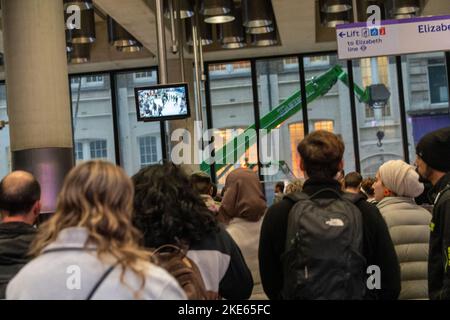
[134,83,191,122]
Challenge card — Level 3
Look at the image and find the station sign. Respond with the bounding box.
[336,15,450,59]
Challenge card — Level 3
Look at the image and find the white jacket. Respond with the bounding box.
[6,227,186,300]
[377,197,432,300]
[227,218,268,300]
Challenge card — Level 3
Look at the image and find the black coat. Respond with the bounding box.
[259,178,401,300]
[0,222,37,299]
[428,173,450,300]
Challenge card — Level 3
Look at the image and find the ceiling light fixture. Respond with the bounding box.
[320,0,352,13]
[164,0,194,19]
[186,16,213,46]
[107,16,138,47]
[251,31,278,46]
[218,5,245,48]
[69,43,90,64]
[246,25,274,35]
[242,0,274,28]
[393,0,420,14]
[70,9,96,44]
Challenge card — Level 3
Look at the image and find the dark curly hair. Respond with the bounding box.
[132,163,218,248]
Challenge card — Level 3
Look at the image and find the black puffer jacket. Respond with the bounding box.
[428,173,450,300]
[0,222,36,299]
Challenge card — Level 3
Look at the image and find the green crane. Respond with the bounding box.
[200,64,371,176]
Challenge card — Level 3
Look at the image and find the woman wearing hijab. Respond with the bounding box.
[218,168,268,300]
[373,160,432,300]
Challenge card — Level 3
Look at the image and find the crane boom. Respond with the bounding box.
[200,65,369,174]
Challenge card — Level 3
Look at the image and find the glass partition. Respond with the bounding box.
[0,84,10,178]
[70,74,116,165]
[352,56,404,178]
[114,70,163,176]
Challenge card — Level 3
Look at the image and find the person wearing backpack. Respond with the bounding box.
[259,130,401,300]
[132,163,253,300]
[415,127,450,300]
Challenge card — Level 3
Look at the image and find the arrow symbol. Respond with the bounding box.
[339,32,346,38]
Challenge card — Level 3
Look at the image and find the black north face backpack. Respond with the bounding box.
[281,189,367,300]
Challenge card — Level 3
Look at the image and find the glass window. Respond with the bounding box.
[114,70,162,176]
[360,57,391,118]
[256,57,302,204]
[85,75,104,84]
[304,56,330,68]
[70,74,116,164]
[305,54,357,174]
[288,122,304,178]
[139,135,159,168]
[0,84,10,178]
[402,53,450,164]
[208,60,255,188]
[89,140,107,159]
[353,56,404,178]
[209,63,227,73]
[428,63,448,104]
[74,141,84,162]
[314,120,334,132]
[71,77,81,84]
[134,71,153,82]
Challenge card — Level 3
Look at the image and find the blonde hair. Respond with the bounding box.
[285,179,304,194]
[30,161,151,294]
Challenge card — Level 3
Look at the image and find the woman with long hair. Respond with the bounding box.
[132,163,253,300]
[6,161,186,300]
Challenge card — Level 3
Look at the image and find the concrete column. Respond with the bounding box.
[2,0,74,213]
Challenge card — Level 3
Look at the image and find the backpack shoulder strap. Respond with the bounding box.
[41,247,119,300]
[285,188,350,204]
[86,263,119,300]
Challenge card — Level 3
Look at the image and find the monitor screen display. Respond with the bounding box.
[134,83,191,122]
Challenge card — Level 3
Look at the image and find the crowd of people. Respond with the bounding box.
[0,127,449,300]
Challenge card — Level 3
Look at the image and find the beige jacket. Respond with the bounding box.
[377,197,432,300]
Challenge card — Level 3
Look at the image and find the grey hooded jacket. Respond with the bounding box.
[6,227,187,300]
[377,197,432,300]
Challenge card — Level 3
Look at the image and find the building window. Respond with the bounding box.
[289,122,305,178]
[75,142,84,161]
[314,120,334,132]
[139,136,158,167]
[231,61,251,71]
[81,75,105,88]
[71,77,81,84]
[428,63,449,104]
[283,57,299,70]
[90,140,107,159]
[304,56,330,68]
[86,75,104,84]
[134,71,153,82]
[209,63,228,72]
